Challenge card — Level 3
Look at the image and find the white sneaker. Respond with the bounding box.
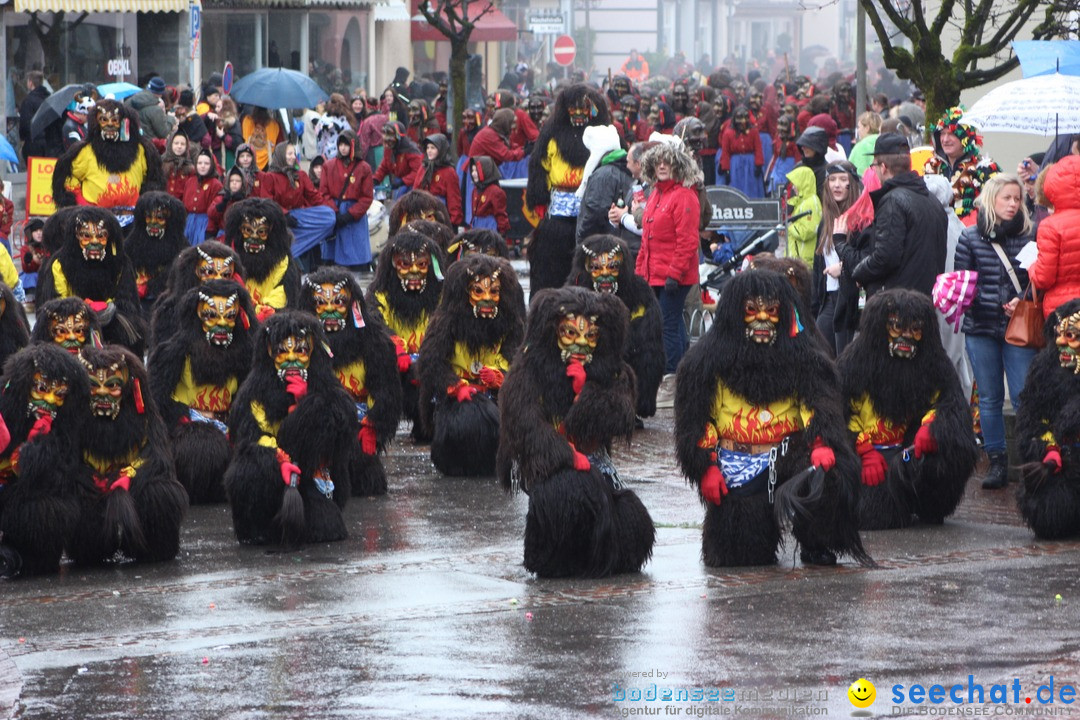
[654,373,676,409]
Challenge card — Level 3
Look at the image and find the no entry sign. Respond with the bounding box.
[553,34,576,66]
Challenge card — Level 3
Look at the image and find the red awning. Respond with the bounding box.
[411,0,517,42]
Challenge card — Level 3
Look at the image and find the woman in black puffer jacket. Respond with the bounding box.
[954,173,1038,490]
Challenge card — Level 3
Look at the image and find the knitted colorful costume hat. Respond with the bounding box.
[935,106,982,157]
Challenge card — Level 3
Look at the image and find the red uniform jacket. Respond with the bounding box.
[166,169,193,201]
[182,175,224,215]
[206,192,239,236]
[467,127,524,164]
[414,166,463,226]
[634,120,653,142]
[720,127,764,171]
[510,109,539,148]
[755,103,779,142]
[373,150,423,187]
[254,170,331,211]
[457,128,480,159]
[321,156,375,221]
[472,183,510,236]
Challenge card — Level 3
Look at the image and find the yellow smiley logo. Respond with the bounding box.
[848,678,876,709]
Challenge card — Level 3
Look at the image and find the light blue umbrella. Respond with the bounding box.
[1013,40,1080,78]
[230,67,328,110]
[0,136,17,164]
[97,82,142,100]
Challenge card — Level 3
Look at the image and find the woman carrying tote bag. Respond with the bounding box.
[954,173,1038,490]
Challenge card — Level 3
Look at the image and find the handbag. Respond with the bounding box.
[990,242,1045,349]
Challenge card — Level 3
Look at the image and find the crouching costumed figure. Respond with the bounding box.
[418,255,524,476]
[299,267,402,496]
[1016,300,1080,539]
[839,289,976,528]
[498,286,655,577]
[0,345,88,576]
[149,280,258,503]
[224,311,357,546]
[674,270,871,567]
[70,347,188,565]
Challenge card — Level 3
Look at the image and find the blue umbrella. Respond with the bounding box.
[229,67,329,110]
[0,136,17,164]
[97,82,142,100]
[1013,40,1080,77]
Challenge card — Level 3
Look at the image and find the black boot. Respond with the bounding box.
[981,451,1009,489]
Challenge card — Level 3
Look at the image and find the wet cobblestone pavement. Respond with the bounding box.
[3,408,1080,719]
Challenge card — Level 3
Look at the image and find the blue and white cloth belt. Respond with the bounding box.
[113,207,135,228]
[588,447,623,490]
[356,401,369,423]
[549,189,582,218]
[189,407,228,435]
[718,449,771,490]
[313,467,334,499]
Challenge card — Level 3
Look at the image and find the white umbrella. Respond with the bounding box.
[963,72,1080,135]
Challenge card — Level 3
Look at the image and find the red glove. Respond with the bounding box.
[85,300,109,314]
[110,475,131,493]
[285,375,308,402]
[393,337,412,373]
[137,282,148,299]
[0,412,10,454]
[1044,447,1063,474]
[810,437,835,471]
[857,441,888,487]
[700,453,729,505]
[914,423,938,459]
[565,360,586,397]
[533,204,547,221]
[572,447,591,472]
[276,449,301,486]
[478,367,504,390]
[452,383,479,403]
[256,305,276,324]
[28,414,53,440]
[358,421,377,455]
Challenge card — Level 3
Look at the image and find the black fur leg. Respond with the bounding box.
[301,484,348,543]
[611,488,656,573]
[0,488,77,575]
[130,478,189,562]
[431,395,499,477]
[349,443,388,496]
[1018,471,1080,539]
[224,446,285,545]
[524,468,618,578]
[701,494,780,567]
[172,423,232,504]
[856,471,916,530]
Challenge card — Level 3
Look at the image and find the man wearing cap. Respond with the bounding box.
[126,76,173,141]
[844,132,947,298]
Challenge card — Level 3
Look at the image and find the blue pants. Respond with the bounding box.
[965,333,1036,453]
[289,205,337,258]
[184,213,210,246]
[655,284,691,374]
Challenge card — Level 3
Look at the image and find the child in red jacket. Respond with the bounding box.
[415,134,463,227]
[183,148,224,244]
[469,156,509,236]
[207,166,249,239]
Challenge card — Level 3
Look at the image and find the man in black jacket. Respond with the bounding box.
[575,124,633,244]
[850,133,947,298]
[19,71,54,161]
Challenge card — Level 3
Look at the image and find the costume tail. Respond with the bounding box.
[104,489,149,559]
[273,484,305,547]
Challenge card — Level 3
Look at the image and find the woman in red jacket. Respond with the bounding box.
[719,106,764,198]
[414,134,463,227]
[372,122,423,200]
[254,142,336,269]
[163,132,195,201]
[183,148,224,244]
[468,109,524,166]
[636,141,702,406]
[321,129,375,269]
[1030,155,1080,319]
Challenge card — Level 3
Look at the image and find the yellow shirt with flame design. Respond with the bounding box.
[700,383,813,446]
[246,256,290,313]
[373,291,429,354]
[172,357,239,415]
[541,140,584,191]
[847,393,938,446]
[450,341,509,383]
[337,358,376,410]
[64,143,148,208]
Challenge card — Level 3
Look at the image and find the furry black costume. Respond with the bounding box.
[674,270,870,568]
[365,230,446,441]
[148,279,258,504]
[388,189,453,235]
[299,267,402,496]
[149,241,245,348]
[566,234,664,419]
[30,297,102,355]
[51,99,164,227]
[224,311,357,546]
[526,84,611,293]
[497,286,654,577]
[125,191,188,315]
[0,345,88,577]
[36,206,147,356]
[0,282,29,369]
[1016,299,1080,539]
[224,198,301,323]
[418,255,524,476]
[445,228,509,267]
[70,346,188,565]
[838,290,976,529]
